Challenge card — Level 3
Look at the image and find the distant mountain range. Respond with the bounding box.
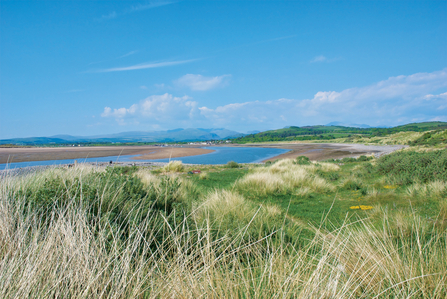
[0,128,246,145]
[325,122,372,128]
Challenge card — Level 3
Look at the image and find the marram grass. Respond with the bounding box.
[0,164,446,298]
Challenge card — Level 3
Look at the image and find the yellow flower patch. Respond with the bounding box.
[350,205,373,210]
[383,185,397,189]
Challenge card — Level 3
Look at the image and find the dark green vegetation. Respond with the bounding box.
[2,148,447,297]
[13,149,447,244]
[408,129,447,146]
[234,121,447,144]
[377,149,447,184]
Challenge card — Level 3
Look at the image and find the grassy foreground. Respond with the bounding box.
[1,150,446,298]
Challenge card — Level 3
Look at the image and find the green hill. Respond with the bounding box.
[234,121,447,144]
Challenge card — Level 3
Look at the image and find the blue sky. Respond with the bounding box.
[1,0,446,139]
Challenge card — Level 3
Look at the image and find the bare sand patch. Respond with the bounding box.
[132,147,214,160]
[0,146,213,164]
[225,143,407,161]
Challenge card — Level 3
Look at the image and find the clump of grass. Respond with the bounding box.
[235,159,335,195]
[226,161,240,168]
[406,181,447,198]
[162,160,184,172]
[199,172,208,180]
[341,177,364,191]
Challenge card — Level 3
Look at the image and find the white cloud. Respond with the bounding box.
[310,55,327,63]
[93,59,198,73]
[101,93,200,126]
[198,68,447,129]
[100,69,447,131]
[175,74,231,91]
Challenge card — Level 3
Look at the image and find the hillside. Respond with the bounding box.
[0,128,244,146]
[234,121,447,144]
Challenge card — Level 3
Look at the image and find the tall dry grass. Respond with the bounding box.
[406,181,447,198]
[235,159,336,195]
[0,166,446,298]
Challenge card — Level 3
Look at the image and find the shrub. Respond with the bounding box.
[341,157,357,163]
[357,155,372,162]
[376,149,447,185]
[342,178,364,191]
[226,161,239,168]
[294,156,311,165]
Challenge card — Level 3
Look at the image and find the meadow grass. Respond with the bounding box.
[1,152,446,298]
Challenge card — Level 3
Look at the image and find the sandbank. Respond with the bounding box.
[0,146,213,164]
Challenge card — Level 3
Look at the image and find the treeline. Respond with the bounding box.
[234,121,447,144]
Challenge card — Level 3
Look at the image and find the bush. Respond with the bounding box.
[357,155,372,162]
[376,149,447,185]
[226,161,239,168]
[294,156,311,165]
[341,157,357,163]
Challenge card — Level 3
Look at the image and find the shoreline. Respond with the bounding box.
[0,143,407,165]
[0,145,212,164]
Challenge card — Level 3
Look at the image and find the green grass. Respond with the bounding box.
[1,151,446,298]
[189,167,248,191]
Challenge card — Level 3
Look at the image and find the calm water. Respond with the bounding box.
[0,147,289,170]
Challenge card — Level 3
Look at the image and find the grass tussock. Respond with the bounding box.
[235,159,335,195]
[1,162,446,298]
[406,181,447,198]
[162,160,184,172]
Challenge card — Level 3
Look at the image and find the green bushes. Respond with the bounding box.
[376,149,447,185]
[226,161,240,168]
[294,155,311,165]
[12,166,186,238]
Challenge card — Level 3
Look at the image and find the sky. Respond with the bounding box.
[1,0,446,139]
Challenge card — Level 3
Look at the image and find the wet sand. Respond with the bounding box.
[0,146,213,164]
[0,143,406,165]
[227,143,407,161]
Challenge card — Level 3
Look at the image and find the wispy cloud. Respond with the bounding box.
[127,1,178,12]
[175,74,231,91]
[97,1,178,21]
[310,55,342,63]
[98,11,117,21]
[118,50,138,58]
[91,59,198,73]
[310,55,327,63]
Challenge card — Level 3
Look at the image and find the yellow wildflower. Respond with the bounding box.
[383,185,397,189]
[350,205,373,210]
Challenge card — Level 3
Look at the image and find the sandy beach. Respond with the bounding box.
[226,143,407,161]
[0,143,406,165]
[0,146,213,164]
